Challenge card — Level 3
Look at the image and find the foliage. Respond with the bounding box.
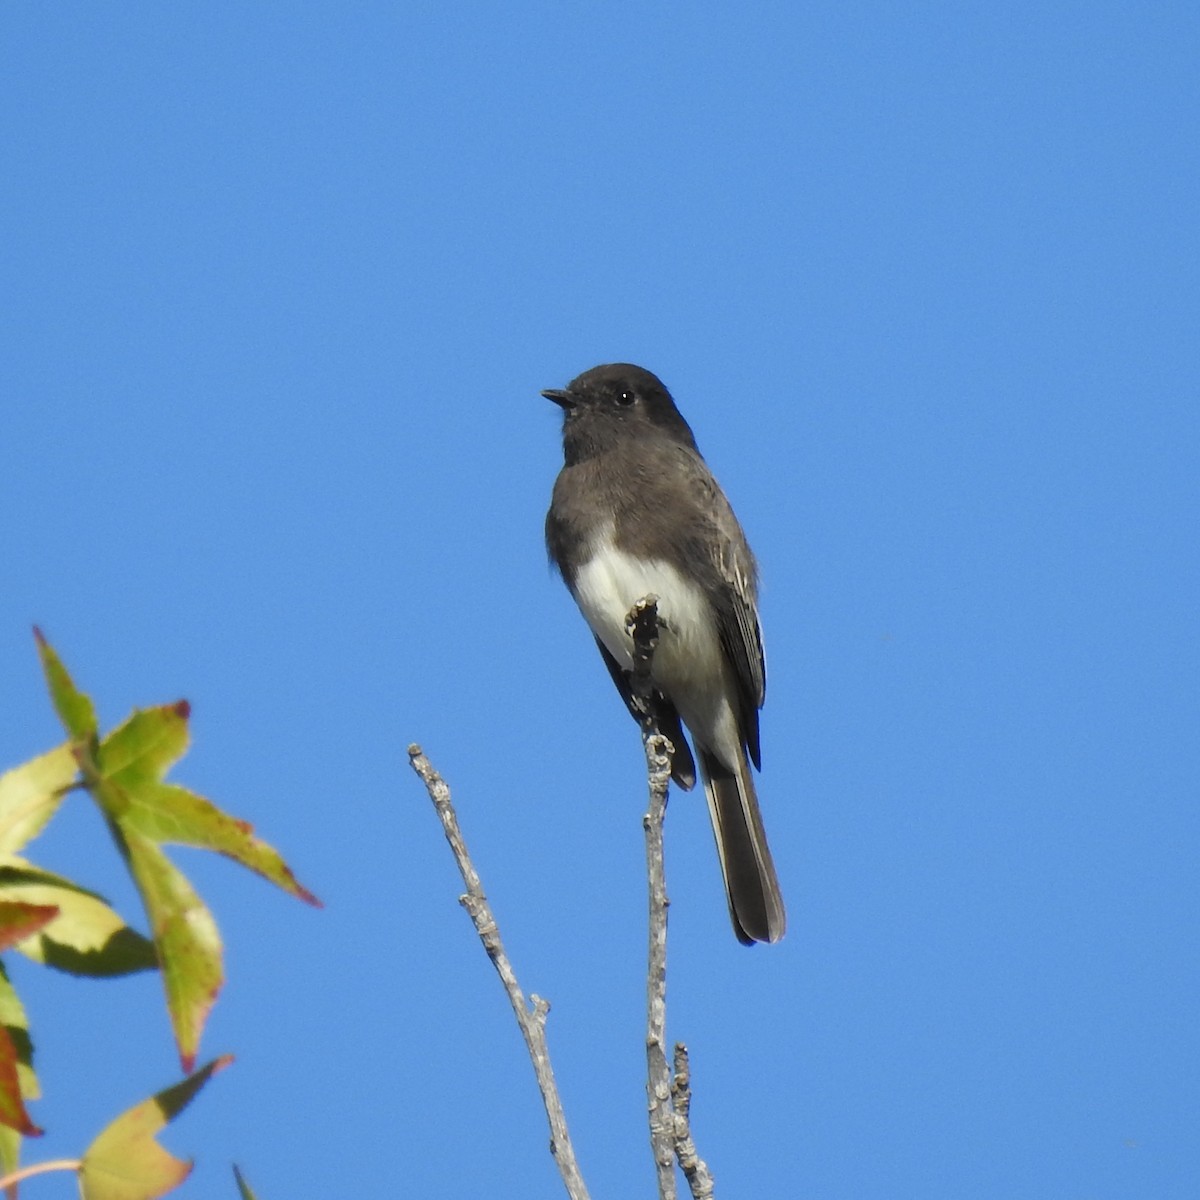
[76,1057,233,1200]
[0,632,319,1196]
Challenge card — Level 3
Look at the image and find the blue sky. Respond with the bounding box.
[2,3,1197,1197]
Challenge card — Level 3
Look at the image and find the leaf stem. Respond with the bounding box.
[0,1158,82,1190]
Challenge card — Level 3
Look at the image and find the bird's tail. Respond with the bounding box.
[699,748,786,945]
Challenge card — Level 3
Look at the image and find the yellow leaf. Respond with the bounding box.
[0,745,77,856]
[78,1057,231,1200]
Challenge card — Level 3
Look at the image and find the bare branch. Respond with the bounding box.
[409,596,716,1197]
[627,599,678,1199]
[643,724,676,1200]
[672,1044,715,1199]
[626,598,717,1200]
[408,746,591,1200]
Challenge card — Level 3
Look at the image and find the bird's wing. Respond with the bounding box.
[686,452,766,769]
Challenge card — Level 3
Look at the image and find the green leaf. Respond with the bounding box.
[96,704,190,790]
[0,1122,20,1193]
[30,648,318,1069]
[90,703,318,1068]
[78,1056,232,1200]
[233,1165,258,1200]
[97,707,320,906]
[131,783,320,903]
[0,858,156,977]
[0,744,78,855]
[34,630,98,746]
[109,825,222,1072]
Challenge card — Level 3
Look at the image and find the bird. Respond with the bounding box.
[543,362,785,944]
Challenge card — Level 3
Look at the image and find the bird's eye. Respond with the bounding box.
[616,390,636,406]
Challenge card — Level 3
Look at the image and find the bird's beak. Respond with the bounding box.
[541,388,574,409]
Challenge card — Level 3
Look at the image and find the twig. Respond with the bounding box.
[626,599,678,1199]
[643,722,676,1200]
[672,1044,715,1198]
[408,746,591,1200]
[626,597,717,1200]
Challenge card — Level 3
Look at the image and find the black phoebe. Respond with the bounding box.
[543,363,785,945]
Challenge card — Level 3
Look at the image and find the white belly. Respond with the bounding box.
[572,528,742,763]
